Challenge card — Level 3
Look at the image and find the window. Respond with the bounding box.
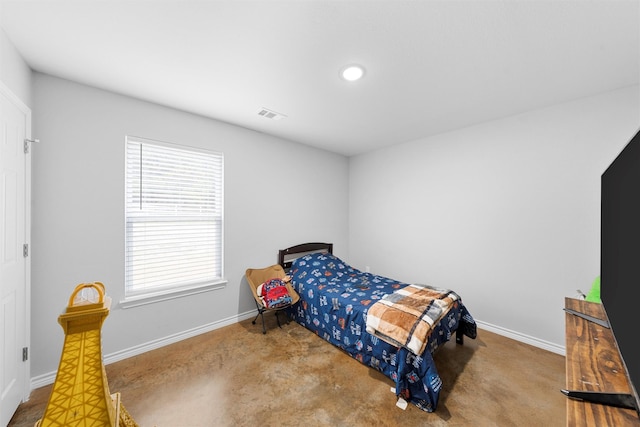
[124,136,224,305]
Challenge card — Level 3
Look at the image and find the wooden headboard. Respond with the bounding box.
[278,242,333,271]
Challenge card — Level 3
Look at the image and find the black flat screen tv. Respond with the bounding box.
[600,126,640,416]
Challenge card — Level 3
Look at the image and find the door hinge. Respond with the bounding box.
[23,243,29,257]
[24,138,40,154]
[23,347,28,361]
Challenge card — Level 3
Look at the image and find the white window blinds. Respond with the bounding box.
[125,136,224,297]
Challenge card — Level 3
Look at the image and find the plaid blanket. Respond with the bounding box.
[365,284,460,355]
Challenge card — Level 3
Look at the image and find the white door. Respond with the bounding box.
[0,83,31,427]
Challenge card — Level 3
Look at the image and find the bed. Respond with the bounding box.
[278,242,477,413]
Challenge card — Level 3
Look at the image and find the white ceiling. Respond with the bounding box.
[1,0,638,156]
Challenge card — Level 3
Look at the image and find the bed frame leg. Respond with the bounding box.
[456,328,464,345]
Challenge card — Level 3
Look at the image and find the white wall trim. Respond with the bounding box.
[0,79,30,113]
[476,320,566,356]
[119,280,228,309]
[29,312,565,391]
[30,309,257,390]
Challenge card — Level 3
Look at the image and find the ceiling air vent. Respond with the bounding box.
[257,108,287,120]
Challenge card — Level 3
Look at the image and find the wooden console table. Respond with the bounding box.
[564,297,639,426]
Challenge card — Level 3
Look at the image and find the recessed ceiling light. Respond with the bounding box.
[341,64,365,82]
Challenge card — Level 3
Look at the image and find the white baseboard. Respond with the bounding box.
[476,320,566,356]
[30,312,565,390]
[30,309,257,390]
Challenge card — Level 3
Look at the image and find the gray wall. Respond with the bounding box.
[0,26,32,107]
[348,85,640,352]
[30,73,349,380]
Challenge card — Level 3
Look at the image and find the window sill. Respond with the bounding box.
[119,280,228,309]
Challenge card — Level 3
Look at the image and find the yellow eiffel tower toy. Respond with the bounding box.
[35,282,138,427]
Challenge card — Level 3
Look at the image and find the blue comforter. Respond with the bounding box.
[287,252,477,412]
